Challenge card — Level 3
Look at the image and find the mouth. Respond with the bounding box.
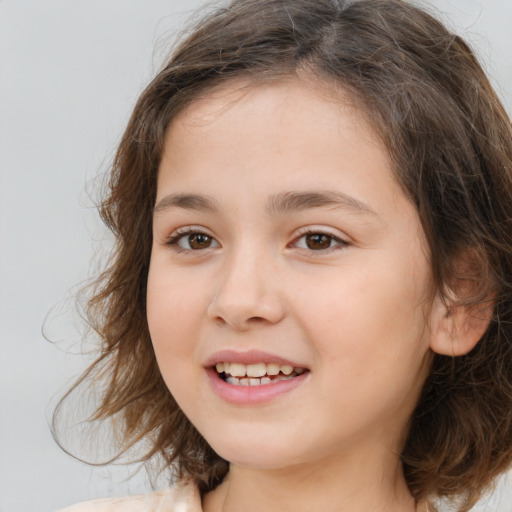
[214,362,308,387]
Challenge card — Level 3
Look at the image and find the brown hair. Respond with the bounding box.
[54,0,512,510]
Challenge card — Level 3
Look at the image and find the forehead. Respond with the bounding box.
[156,78,416,236]
[161,76,388,172]
[176,75,377,132]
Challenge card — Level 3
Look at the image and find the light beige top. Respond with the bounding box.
[58,479,433,512]
[58,480,202,512]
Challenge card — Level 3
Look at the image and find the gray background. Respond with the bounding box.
[1,1,511,511]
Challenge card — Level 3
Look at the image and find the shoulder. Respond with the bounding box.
[56,480,202,512]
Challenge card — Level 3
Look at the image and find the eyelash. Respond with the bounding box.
[166,227,350,254]
[291,228,350,253]
[166,227,218,253]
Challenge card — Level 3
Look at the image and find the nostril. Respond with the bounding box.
[206,284,286,329]
[247,316,266,323]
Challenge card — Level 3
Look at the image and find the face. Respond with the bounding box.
[147,79,436,471]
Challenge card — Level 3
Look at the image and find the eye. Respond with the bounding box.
[167,228,220,251]
[292,231,348,251]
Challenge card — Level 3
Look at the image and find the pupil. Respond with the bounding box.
[189,234,211,249]
[306,233,331,250]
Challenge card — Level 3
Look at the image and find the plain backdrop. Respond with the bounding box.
[1,1,511,511]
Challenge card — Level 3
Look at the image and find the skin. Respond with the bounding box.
[147,78,444,512]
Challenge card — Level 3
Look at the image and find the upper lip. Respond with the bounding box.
[204,349,308,369]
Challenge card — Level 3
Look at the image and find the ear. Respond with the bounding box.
[429,293,493,356]
[429,248,495,356]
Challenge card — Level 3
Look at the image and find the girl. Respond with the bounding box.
[57,0,512,511]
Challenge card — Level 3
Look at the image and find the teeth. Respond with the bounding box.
[217,362,307,384]
[281,365,293,375]
[246,363,266,378]
[222,374,296,386]
[229,363,247,377]
[266,363,280,376]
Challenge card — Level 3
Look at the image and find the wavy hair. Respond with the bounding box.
[54,1,512,510]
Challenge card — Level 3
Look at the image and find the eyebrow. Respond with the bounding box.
[266,191,377,216]
[153,190,377,216]
[154,193,220,213]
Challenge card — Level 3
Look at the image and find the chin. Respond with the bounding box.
[207,433,303,470]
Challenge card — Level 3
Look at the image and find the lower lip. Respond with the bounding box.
[205,368,309,405]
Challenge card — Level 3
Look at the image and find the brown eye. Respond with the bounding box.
[187,233,213,249]
[293,231,347,252]
[170,230,220,251]
[305,233,333,250]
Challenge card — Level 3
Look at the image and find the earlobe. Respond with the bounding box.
[429,293,493,356]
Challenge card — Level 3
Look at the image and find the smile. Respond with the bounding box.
[215,362,307,386]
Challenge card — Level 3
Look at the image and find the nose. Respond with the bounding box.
[207,245,286,330]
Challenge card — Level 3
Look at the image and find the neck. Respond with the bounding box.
[203,447,420,512]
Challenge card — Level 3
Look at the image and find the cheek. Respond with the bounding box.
[147,290,204,421]
[146,265,219,433]
[294,256,432,384]
[146,262,205,376]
